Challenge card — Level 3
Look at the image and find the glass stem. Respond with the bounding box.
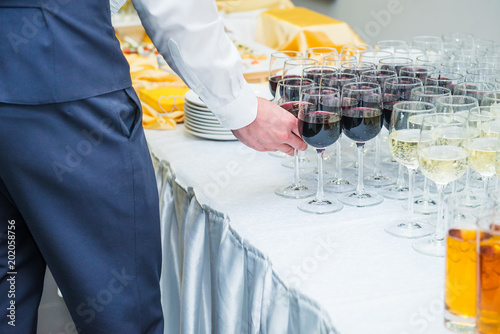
[463,167,471,193]
[315,149,325,201]
[293,149,300,186]
[422,177,431,199]
[334,141,343,179]
[406,167,416,222]
[483,176,490,198]
[396,164,405,187]
[435,184,446,242]
[356,143,365,194]
[373,135,381,175]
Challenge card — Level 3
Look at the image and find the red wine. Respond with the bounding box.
[382,94,398,130]
[299,112,341,148]
[304,68,336,85]
[342,107,383,142]
[280,102,300,118]
[268,74,300,97]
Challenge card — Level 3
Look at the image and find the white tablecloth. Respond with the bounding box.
[146,125,453,334]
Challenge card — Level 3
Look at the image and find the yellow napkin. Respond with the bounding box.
[255,7,365,52]
[216,0,293,13]
[138,87,189,130]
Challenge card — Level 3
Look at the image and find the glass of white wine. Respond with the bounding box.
[468,106,498,198]
[414,114,469,256]
[385,102,436,238]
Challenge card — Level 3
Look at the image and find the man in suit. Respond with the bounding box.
[0,0,305,332]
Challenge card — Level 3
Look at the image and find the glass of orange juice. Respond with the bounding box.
[444,193,483,332]
[476,214,500,334]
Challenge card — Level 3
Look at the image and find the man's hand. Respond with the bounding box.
[231,97,307,155]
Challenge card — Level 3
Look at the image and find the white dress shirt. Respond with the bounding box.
[112,0,258,130]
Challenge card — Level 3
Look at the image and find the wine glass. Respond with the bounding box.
[338,82,384,207]
[340,43,373,62]
[399,65,437,82]
[453,82,496,105]
[323,54,356,68]
[440,60,473,76]
[425,72,464,91]
[408,86,452,214]
[281,58,318,168]
[378,57,414,75]
[305,47,339,65]
[465,68,500,84]
[379,77,423,200]
[359,69,398,188]
[375,40,408,54]
[416,54,446,70]
[385,101,436,238]
[321,73,358,193]
[268,51,303,97]
[302,65,338,86]
[467,106,498,198]
[394,47,426,63]
[274,77,316,198]
[414,113,469,256]
[340,62,376,78]
[297,87,344,214]
[358,50,393,67]
[410,35,444,56]
[481,91,500,107]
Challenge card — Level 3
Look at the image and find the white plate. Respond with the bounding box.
[184,90,206,108]
[185,120,232,134]
[184,108,220,122]
[185,114,223,127]
[185,127,237,141]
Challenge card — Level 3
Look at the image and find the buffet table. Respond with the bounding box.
[146,126,453,334]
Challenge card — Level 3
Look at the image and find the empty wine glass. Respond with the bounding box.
[385,101,436,238]
[375,40,408,54]
[358,50,393,67]
[340,43,373,62]
[410,35,444,56]
[323,54,356,68]
[414,113,469,256]
[274,77,316,198]
[338,82,384,207]
[416,54,446,70]
[306,47,339,65]
[465,68,500,84]
[297,87,344,214]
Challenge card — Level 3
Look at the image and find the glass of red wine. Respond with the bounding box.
[338,82,384,207]
[297,87,344,214]
[340,62,377,78]
[453,82,496,105]
[399,65,436,82]
[268,51,303,98]
[302,65,338,86]
[320,72,358,193]
[424,72,464,91]
[358,69,398,188]
[274,77,316,198]
[378,57,414,75]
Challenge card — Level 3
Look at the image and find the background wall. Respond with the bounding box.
[291,0,500,46]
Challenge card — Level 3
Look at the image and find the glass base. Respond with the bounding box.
[324,177,356,193]
[363,172,395,188]
[406,196,438,215]
[268,151,288,158]
[281,156,316,169]
[338,190,384,207]
[275,183,315,199]
[412,237,445,257]
[384,220,434,239]
[444,310,476,333]
[298,198,344,214]
[379,185,410,200]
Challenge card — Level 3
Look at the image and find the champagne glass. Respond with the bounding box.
[409,86,452,214]
[467,106,497,198]
[414,113,469,256]
[322,73,358,193]
[281,58,318,168]
[297,87,344,214]
[274,77,316,198]
[379,77,423,200]
[338,82,384,207]
[268,51,303,97]
[305,47,338,65]
[360,69,398,188]
[385,102,436,238]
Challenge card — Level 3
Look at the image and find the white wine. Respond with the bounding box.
[481,120,500,138]
[468,138,497,177]
[418,145,469,185]
[389,129,420,168]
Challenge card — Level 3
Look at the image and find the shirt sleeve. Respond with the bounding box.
[130,0,258,129]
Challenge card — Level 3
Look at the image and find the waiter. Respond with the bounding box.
[0,0,305,332]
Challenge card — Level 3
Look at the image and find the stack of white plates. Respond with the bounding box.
[183,90,237,141]
[183,84,273,141]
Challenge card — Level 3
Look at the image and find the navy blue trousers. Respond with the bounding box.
[0,88,164,333]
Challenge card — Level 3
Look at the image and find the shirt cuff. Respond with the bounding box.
[210,83,258,130]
